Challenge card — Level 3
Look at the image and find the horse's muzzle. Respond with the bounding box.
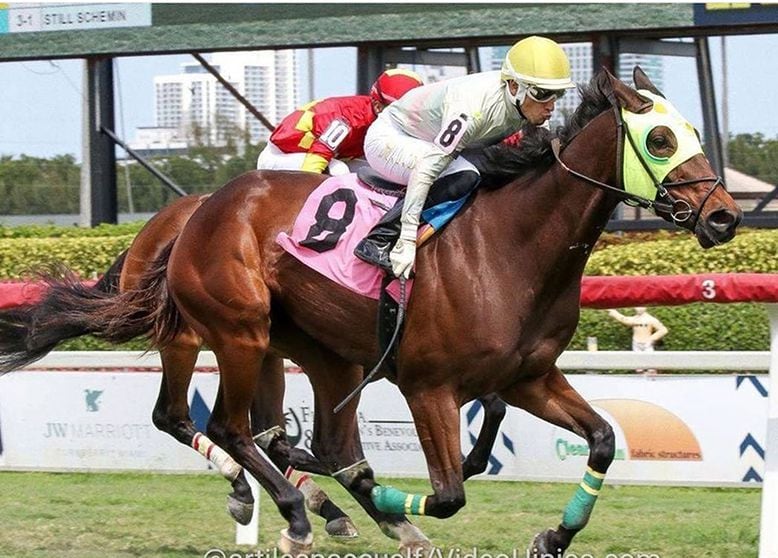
[696,207,742,248]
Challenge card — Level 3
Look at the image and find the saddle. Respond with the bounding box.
[357,167,405,197]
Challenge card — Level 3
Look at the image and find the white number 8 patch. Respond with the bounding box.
[434,113,469,155]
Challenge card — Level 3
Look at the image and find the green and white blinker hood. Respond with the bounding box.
[621,90,704,204]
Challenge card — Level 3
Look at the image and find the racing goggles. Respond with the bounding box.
[525,84,566,103]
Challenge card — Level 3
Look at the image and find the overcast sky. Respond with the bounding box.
[0,33,776,160]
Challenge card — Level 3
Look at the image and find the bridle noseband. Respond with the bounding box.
[550,97,723,230]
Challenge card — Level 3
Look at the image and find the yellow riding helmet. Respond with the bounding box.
[501,36,575,90]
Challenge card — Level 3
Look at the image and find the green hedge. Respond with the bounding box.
[0,222,145,239]
[569,303,769,351]
[586,229,778,275]
[0,225,775,351]
[0,235,136,279]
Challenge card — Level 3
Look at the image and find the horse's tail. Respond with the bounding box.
[93,248,128,295]
[0,242,181,375]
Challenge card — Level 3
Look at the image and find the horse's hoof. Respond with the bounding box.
[528,529,562,557]
[227,495,254,526]
[278,529,314,557]
[325,516,359,538]
[399,539,434,557]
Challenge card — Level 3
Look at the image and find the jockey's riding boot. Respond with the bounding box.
[353,200,404,272]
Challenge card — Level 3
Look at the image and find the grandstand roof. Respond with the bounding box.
[0,3,765,62]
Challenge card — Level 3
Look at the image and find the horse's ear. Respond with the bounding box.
[608,69,653,113]
[594,67,616,92]
[633,65,665,98]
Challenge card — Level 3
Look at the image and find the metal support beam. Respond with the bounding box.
[593,35,623,222]
[191,52,275,132]
[618,38,697,57]
[607,212,778,231]
[101,127,187,198]
[465,46,481,73]
[591,34,618,76]
[695,37,724,179]
[357,46,386,94]
[753,184,778,213]
[383,48,470,67]
[83,56,117,226]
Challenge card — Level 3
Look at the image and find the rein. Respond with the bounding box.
[550,100,723,230]
[334,277,407,414]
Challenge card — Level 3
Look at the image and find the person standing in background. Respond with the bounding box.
[607,307,668,374]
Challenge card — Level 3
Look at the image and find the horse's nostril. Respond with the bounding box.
[708,209,739,232]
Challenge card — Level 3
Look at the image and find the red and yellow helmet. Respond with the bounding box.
[370,69,424,107]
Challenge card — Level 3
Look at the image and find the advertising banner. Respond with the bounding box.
[0,371,768,486]
[1,3,151,34]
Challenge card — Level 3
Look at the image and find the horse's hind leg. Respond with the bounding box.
[209,345,312,552]
[462,393,507,480]
[498,366,615,556]
[287,350,430,551]
[151,329,254,525]
[251,355,359,538]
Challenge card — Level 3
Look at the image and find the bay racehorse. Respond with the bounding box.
[0,67,741,554]
[113,194,507,542]
[0,195,507,548]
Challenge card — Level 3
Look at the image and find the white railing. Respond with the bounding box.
[23,349,772,372]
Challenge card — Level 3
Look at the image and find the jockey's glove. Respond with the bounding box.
[390,223,418,279]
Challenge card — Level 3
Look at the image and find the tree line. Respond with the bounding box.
[0,134,775,215]
[0,121,263,215]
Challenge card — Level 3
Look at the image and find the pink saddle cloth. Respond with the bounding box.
[276,174,413,301]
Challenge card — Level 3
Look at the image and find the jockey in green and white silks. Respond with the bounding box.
[358,36,576,279]
[622,90,705,203]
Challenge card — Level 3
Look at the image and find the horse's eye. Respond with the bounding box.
[646,126,677,160]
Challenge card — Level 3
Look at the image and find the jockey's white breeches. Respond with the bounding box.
[363,117,478,185]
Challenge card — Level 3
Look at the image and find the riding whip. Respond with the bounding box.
[333,277,406,414]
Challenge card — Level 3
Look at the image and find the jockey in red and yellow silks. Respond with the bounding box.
[257,69,424,176]
[266,96,376,174]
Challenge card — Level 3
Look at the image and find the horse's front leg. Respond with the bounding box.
[301,357,432,552]
[462,393,507,480]
[499,366,615,556]
[371,385,466,519]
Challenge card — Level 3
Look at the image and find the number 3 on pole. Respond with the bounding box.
[299,188,358,253]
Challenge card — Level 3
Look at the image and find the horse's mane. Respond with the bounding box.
[464,71,615,190]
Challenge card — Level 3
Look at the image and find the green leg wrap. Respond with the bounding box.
[371,485,427,515]
[561,468,605,530]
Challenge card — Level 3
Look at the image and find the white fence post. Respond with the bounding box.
[235,473,260,546]
[759,304,778,558]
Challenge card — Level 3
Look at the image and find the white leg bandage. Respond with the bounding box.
[192,432,242,481]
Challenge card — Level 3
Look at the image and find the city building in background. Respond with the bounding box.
[490,44,664,129]
[130,50,298,154]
